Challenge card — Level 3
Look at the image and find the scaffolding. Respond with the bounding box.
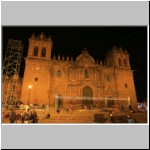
[2,39,23,105]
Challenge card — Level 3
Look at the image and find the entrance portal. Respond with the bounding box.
[82,86,93,108]
[107,97,114,108]
[55,94,63,110]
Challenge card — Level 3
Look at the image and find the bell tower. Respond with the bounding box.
[106,46,137,108]
[21,33,53,105]
[28,32,53,60]
[106,46,131,69]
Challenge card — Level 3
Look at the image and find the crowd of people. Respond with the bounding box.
[2,109,38,124]
[105,112,135,123]
[2,104,139,124]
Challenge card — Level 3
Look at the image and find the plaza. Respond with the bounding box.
[2,30,147,125]
[2,108,147,124]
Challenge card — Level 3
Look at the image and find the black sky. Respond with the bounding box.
[2,26,147,102]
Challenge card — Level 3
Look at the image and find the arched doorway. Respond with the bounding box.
[82,86,93,108]
[55,94,63,110]
[107,96,114,108]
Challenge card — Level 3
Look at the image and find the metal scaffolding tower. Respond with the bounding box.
[2,39,23,105]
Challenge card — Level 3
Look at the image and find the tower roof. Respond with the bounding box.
[30,32,51,41]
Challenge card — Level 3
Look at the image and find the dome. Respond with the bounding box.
[75,50,95,67]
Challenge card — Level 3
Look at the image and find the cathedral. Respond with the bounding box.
[20,33,138,110]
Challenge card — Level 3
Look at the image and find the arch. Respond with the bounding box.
[75,51,95,67]
[118,58,122,67]
[82,86,93,108]
[107,96,114,108]
[123,59,128,67]
[33,47,38,56]
[41,48,46,57]
[55,94,63,110]
[125,83,128,88]
[85,70,88,78]
[57,70,61,77]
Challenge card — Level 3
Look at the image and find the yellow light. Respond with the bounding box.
[29,85,32,89]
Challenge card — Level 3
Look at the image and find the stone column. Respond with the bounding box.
[105,99,107,108]
[95,69,96,81]
[93,68,95,81]
[79,69,80,81]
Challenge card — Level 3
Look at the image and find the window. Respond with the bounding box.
[123,59,127,67]
[13,85,16,90]
[35,77,38,82]
[106,75,110,81]
[125,83,128,88]
[118,58,122,67]
[85,70,88,78]
[33,47,38,56]
[99,73,101,81]
[41,48,46,57]
[57,70,61,77]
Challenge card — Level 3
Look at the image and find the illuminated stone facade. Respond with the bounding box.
[20,33,138,109]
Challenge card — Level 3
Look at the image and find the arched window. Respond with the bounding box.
[41,48,46,57]
[57,70,61,77]
[35,77,38,82]
[118,58,122,67]
[33,47,38,56]
[123,59,127,67]
[85,70,88,78]
[125,83,128,88]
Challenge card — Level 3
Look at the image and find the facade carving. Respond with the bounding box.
[20,33,138,109]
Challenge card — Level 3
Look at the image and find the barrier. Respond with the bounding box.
[94,114,105,123]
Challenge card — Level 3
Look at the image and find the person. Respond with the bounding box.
[127,114,134,123]
[105,112,113,123]
[24,112,29,124]
[9,109,16,123]
[84,105,87,110]
[45,113,50,119]
[66,108,69,113]
[44,105,46,111]
[29,111,34,123]
[90,104,93,110]
[5,112,9,118]
[56,109,60,114]
[129,105,135,113]
[70,104,73,113]
[21,113,24,123]
[128,105,133,111]
[2,113,5,122]
[16,112,22,123]
[43,112,46,119]
[26,105,30,112]
[33,110,38,123]
[121,104,124,111]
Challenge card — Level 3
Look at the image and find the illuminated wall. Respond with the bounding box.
[20,33,138,109]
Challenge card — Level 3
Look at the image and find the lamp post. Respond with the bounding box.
[48,90,50,110]
[28,85,32,106]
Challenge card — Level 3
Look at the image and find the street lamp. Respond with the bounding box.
[48,90,50,110]
[28,85,32,106]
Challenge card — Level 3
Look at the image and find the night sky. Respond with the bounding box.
[2,26,147,102]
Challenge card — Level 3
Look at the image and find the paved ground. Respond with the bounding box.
[2,109,148,124]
